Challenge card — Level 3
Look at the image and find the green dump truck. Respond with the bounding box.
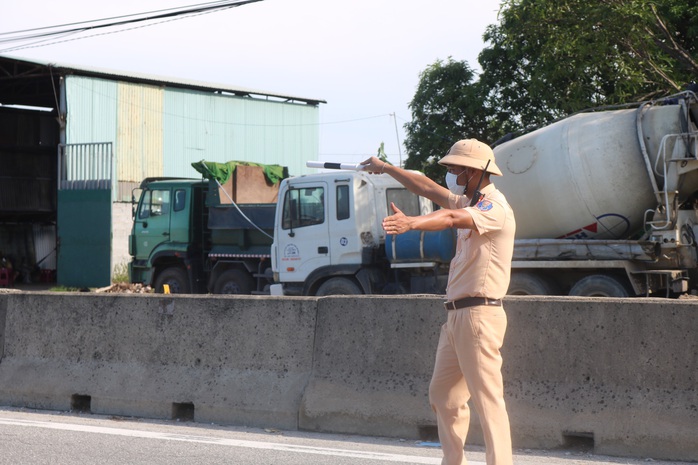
[128,162,286,294]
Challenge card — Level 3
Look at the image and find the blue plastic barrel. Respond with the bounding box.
[385,229,456,264]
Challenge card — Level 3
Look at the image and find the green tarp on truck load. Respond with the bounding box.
[191,160,288,185]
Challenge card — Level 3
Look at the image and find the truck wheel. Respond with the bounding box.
[315,277,362,296]
[508,272,559,295]
[569,275,632,297]
[213,269,253,295]
[154,267,190,294]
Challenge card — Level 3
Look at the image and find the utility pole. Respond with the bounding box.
[390,113,403,167]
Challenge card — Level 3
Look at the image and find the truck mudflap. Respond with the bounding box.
[269,283,284,296]
[128,259,152,286]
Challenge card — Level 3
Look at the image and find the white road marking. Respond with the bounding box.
[0,417,475,464]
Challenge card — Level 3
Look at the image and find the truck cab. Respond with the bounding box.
[129,178,207,293]
[271,170,434,296]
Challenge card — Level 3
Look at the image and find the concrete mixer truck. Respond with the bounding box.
[494,91,698,297]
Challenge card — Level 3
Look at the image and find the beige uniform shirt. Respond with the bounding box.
[445,183,516,301]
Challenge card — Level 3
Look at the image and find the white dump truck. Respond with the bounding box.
[495,91,698,297]
[270,169,454,296]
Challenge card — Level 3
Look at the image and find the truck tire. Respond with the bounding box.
[154,267,190,294]
[568,274,632,297]
[508,272,559,295]
[213,269,253,295]
[315,277,362,296]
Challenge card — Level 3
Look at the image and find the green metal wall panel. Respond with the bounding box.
[65,76,118,146]
[163,89,318,178]
[57,188,112,288]
[65,76,119,202]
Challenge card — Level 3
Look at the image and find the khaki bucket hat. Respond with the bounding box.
[438,139,503,176]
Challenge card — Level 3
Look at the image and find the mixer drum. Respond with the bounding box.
[493,104,686,240]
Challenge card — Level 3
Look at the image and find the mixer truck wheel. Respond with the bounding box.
[154,267,190,294]
[315,277,362,296]
[507,272,559,295]
[568,274,632,297]
[213,269,253,295]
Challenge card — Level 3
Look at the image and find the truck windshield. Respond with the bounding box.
[139,189,171,219]
[282,187,325,229]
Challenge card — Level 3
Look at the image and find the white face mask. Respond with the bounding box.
[445,172,465,195]
[446,169,475,196]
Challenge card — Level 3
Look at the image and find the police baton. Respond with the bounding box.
[306,161,364,171]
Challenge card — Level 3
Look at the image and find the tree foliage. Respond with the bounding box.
[403,58,493,182]
[478,0,698,130]
[403,0,698,174]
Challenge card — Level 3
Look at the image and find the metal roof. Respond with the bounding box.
[0,54,326,107]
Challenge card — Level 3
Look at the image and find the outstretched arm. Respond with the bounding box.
[361,156,451,209]
[383,202,475,234]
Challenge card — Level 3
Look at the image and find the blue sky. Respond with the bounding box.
[1,0,501,168]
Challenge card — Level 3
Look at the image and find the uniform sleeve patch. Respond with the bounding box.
[476,200,493,211]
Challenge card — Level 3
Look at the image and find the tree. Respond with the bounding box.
[402,1,698,174]
[403,58,493,182]
[478,0,698,132]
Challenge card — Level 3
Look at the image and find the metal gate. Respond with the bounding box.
[57,143,113,288]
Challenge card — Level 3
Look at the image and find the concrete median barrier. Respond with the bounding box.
[0,292,696,461]
[0,292,316,430]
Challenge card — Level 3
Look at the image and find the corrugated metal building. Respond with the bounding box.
[0,55,325,287]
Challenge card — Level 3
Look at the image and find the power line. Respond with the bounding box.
[0,0,262,52]
[0,0,243,36]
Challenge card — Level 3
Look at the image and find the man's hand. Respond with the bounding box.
[382,202,411,235]
[360,156,387,174]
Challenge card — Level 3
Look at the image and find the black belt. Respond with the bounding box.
[444,297,502,310]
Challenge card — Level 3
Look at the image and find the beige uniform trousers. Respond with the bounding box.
[429,304,513,465]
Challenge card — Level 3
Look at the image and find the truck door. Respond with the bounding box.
[133,188,172,260]
[328,180,362,265]
[275,181,330,284]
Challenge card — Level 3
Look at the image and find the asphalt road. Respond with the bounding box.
[0,408,693,465]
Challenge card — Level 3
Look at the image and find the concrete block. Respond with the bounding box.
[0,293,316,430]
[299,295,442,438]
[300,295,698,462]
[502,296,698,460]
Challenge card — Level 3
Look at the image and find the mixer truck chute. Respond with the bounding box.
[494,91,698,297]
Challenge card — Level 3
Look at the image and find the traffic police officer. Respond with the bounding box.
[362,139,516,465]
